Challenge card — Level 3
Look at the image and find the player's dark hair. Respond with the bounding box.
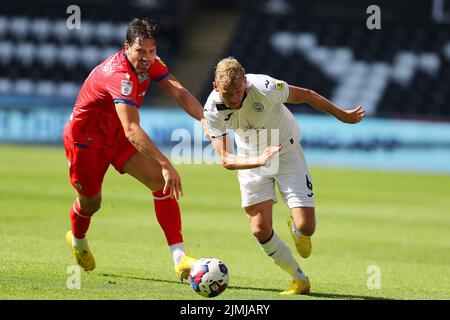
[126,18,160,45]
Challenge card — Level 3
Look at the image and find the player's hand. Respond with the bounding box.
[338,105,366,124]
[162,164,183,199]
[258,145,282,166]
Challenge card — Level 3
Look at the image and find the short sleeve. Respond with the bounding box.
[204,109,227,138]
[105,71,138,107]
[149,56,170,82]
[265,76,290,105]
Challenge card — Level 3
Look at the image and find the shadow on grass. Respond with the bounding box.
[100,273,390,300]
[100,273,280,293]
[307,292,391,300]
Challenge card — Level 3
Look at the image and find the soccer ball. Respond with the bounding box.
[188,257,229,298]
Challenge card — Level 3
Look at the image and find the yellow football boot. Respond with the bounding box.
[280,277,311,295]
[66,231,96,272]
[287,215,312,258]
[175,253,198,281]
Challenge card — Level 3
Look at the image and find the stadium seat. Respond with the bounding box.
[0,78,12,95]
[10,17,29,40]
[30,18,52,42]
[36,81,57,97]
[14,79,34,96]
[0,41,13,65]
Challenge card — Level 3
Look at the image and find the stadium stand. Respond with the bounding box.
[1,0,449,121]
[202,0,450,120]
[0,0,184,101]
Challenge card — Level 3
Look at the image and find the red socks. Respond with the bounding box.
[69,189,183,245]
[152,189,183,245]
[69,201,93,239]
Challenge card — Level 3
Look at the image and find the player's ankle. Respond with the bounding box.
[72,235,89,251]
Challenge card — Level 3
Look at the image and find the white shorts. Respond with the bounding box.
[238,144,315,209]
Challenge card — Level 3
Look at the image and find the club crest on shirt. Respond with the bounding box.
[138,72,148,82]
[121,80,133,96]
[252,102,264,112]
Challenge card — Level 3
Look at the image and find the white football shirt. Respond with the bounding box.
[204,74,301,156]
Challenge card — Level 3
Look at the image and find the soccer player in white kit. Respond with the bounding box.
[204,57,365,295]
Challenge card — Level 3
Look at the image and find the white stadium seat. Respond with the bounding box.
[58,82,80,97]
[418,53,440,76]
[10,17,30,40]
[0,78,13,94]
[14,79,34,95]
[31,18,52,42]
[16,42,35,66]
[0,16,8,38]
[59,45,79,68]
[80,46,102,68]
[36,43,58,67]
[73,21,94,44]
[96,22,117,43]
[53,19,72,42]
[36,81,57,96]
[0,41,13,65]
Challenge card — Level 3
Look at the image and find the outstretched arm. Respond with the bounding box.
[210,135,281,170]
[287,85,365,124]
[159,74,209,138]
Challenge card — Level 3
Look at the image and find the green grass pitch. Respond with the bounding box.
[0,144,449,300]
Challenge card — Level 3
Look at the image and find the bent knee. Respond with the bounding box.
[78,194,102,214]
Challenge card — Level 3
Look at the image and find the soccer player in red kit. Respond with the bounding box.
[63,18,203,279]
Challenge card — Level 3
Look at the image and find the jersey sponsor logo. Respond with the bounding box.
[275,81,285,90]
[224,113,233,121]
[252,102,264,112]
[121,80,133,96]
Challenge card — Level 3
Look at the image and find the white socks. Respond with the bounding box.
[259,232,306,280]
[72,235,89,251]
[170,243,186,266]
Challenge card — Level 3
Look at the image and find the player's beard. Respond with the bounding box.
[137,61,151,73]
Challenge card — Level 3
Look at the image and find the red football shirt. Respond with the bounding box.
[65,49,169,147]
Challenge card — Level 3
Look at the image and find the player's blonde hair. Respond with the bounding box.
[214,57,246,86]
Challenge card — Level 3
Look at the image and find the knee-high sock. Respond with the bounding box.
[152,189,183,246]
[259,231,306,280]
[69,201,93,240]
